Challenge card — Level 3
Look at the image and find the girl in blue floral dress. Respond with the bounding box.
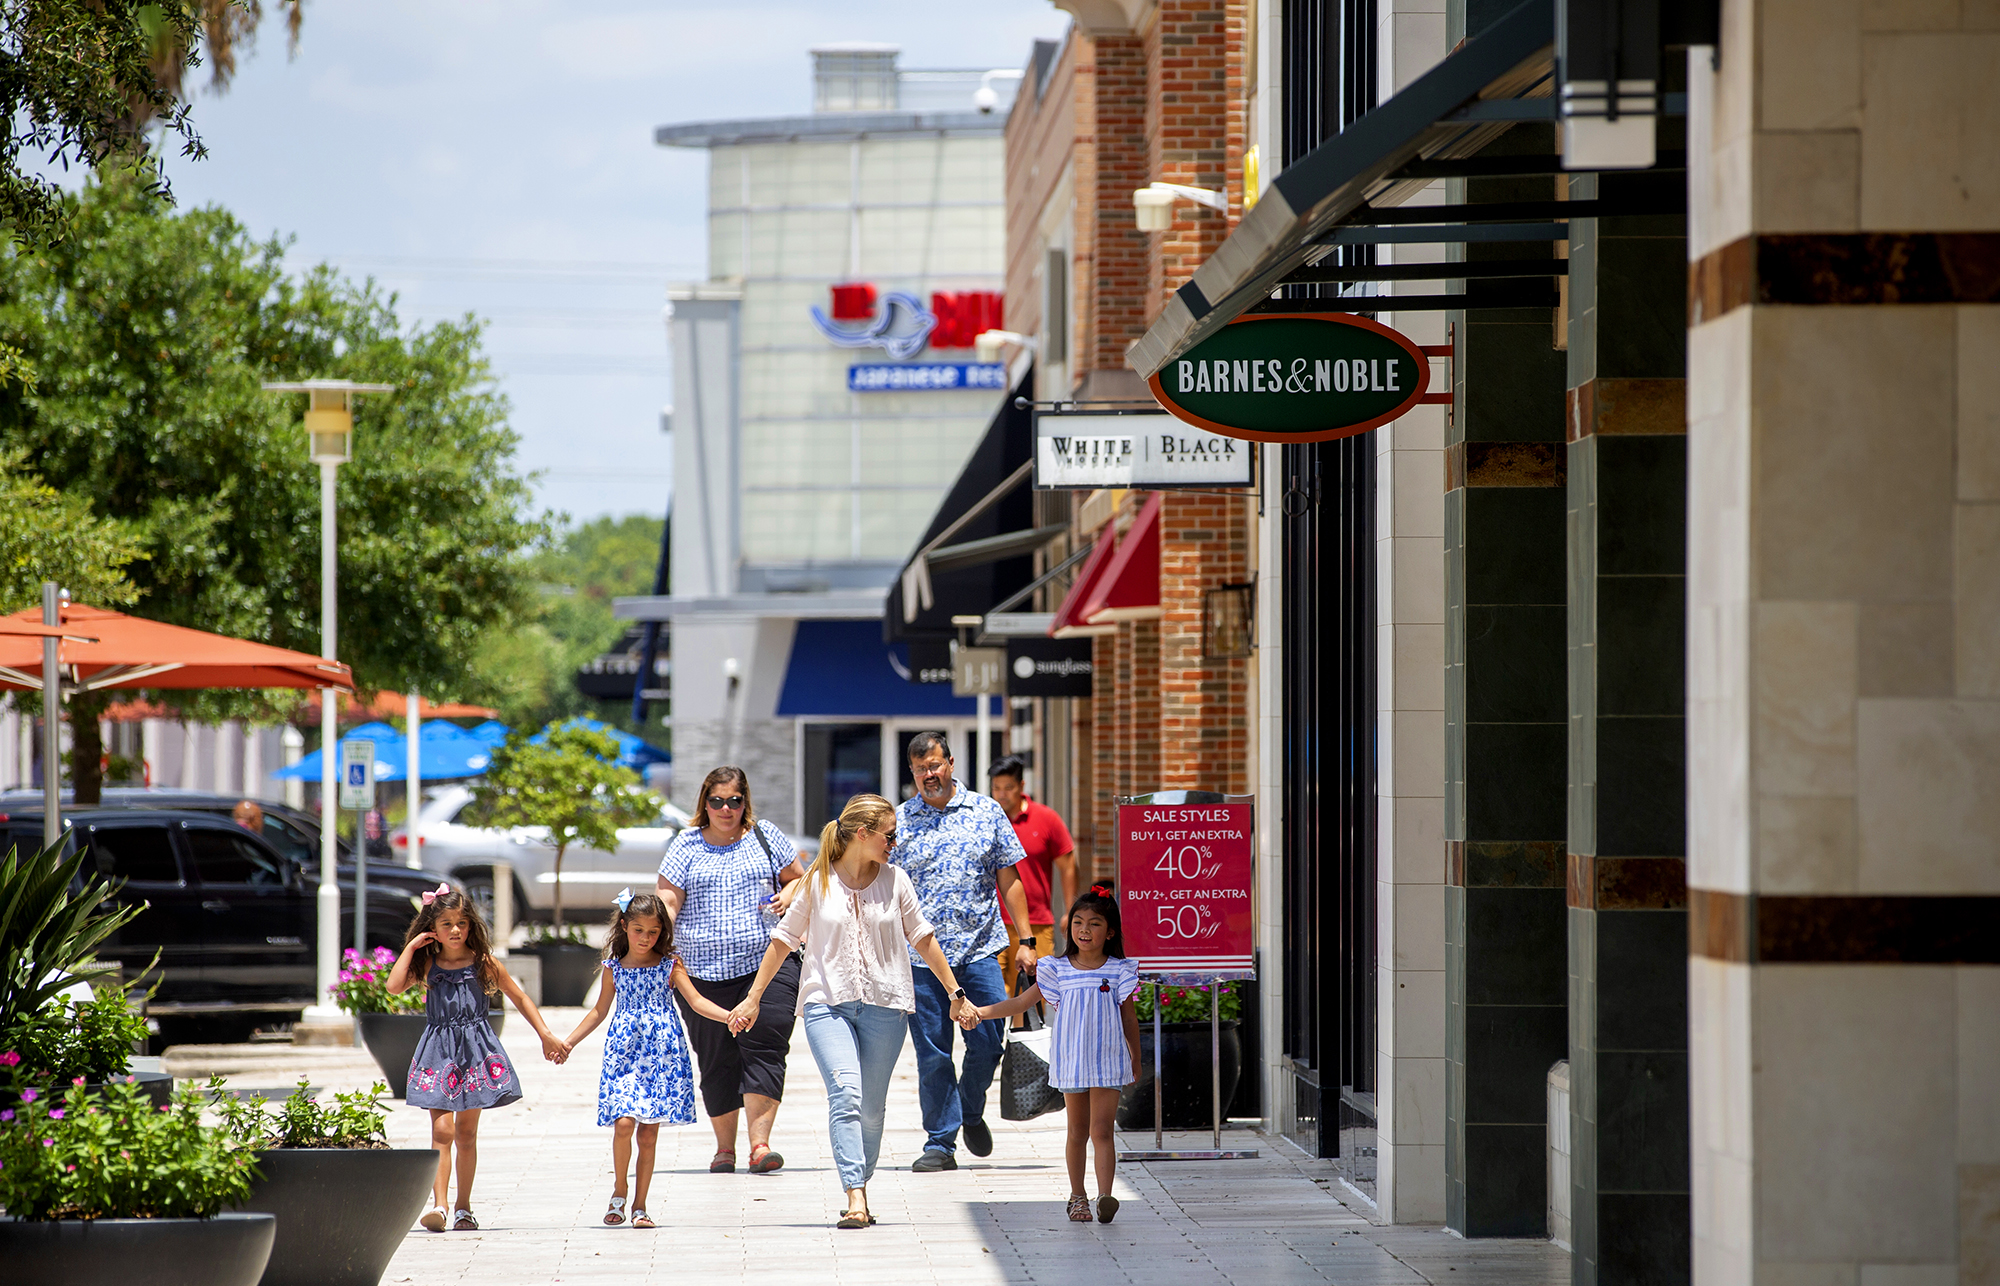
[564,889,728,1228]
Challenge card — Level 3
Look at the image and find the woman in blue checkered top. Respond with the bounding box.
[969,885,1141,1225]
[656,766,805,1175]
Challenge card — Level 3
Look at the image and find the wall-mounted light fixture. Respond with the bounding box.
[1132,182,1229,231]
[1203,581,1256,659]
[973,329,1038,363]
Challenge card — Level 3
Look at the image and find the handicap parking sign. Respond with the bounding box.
[338,738,376,810]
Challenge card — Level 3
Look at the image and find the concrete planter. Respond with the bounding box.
[237,1148,438,1286]
[1117,1019,1243,1131]
[354,1011,504,1098]
[0,1212,276,1286]
[524,943,601,1007]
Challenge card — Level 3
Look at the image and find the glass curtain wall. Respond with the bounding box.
[1278,0,1378,1165]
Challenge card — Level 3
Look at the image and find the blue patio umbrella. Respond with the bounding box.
[271,719,497,782]
[531,716,670,771]
[467,720,509,746]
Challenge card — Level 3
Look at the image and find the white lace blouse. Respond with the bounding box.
[770,863,935,1015]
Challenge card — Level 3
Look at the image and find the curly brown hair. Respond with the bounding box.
[403,890,500,991]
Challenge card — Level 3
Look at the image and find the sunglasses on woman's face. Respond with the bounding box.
[707,795,745,811]
[874,829,897,847]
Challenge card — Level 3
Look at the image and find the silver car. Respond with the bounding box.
[390,784,692,924]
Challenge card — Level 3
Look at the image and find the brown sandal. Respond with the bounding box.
[837,1208,875,1229]
[1066,1194,1092,1223]
[709,1148,736,1173]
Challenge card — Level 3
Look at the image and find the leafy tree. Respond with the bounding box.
[0,447,141,611]
[468,724,658,930]
[0,171,551,803]
[471,515,666,738]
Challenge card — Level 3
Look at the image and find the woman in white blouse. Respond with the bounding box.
[727,793,973,1229]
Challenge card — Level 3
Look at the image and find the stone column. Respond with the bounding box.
[1442,122,1573,1237]
[1564,163,1691,1285]
[1684,4,2000,1281]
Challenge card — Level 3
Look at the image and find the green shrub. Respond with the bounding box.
[1133,980,1243,1024]
[0,841,142,1047]
[0,1064,256,1220]
[0,987,149,1085]
[329,947,423,1016]
[215,1078,391,1150]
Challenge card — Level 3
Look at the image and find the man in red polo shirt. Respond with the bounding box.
[987,756,1077,1000]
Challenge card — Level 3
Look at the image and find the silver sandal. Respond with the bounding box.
[603,1196,627,1226]
[452,1209,479,1231]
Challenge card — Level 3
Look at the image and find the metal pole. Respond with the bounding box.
[492,859,513,956]
[1211,979,1222,1150]
[975,691,991,790]
[41,582,61,851]
[405,692,422,869]
[353,778,367,957]
[313,461,341,1014]
[1153,980,1164,1150]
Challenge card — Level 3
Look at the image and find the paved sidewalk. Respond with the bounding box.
[177,1009,1565,1285]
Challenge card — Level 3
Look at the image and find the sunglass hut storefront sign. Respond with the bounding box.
[1147,313,1432,443]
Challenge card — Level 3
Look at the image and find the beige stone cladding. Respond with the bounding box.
[1687,3,2000,1281]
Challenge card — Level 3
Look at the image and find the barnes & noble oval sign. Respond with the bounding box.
[1146,312,1430,443]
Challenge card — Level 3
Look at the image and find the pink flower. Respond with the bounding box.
[71,1076,85,1086]
[20,1088,36,1103]
[66,1164,75,1172]
[48,1109,63,1120]
[42,1138,54,1146]
[0,1050,19,1066]
[0,1109,12,1121]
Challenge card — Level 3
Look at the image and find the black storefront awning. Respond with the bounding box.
[884,369,1040,642]
[1130,0,1561,375]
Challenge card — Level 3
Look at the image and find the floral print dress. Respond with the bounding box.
[407,962,520,1110]
[596,959,697,1127]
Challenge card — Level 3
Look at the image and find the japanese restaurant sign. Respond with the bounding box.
[1117,797,1254,973]
[1147,312,1430,444]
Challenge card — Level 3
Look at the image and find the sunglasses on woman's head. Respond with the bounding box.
[707,795,745,811]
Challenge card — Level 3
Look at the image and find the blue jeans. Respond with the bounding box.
[801,1001,908,1191]
[907,954,1007,1155]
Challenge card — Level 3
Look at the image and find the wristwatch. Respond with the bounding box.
[951,987,968,1001]
[1018,937,1037,947]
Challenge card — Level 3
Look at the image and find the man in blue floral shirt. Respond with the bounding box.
[894,730,1034,1171]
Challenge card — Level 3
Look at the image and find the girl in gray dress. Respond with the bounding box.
[388,886,570,1232]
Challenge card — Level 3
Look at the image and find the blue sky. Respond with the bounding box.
[163,1,1071,524]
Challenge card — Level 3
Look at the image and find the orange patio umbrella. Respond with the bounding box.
[0,602,353,695]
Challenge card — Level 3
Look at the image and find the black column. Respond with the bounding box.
[1443,123,1571,1239]
[1564,159,1690,1284]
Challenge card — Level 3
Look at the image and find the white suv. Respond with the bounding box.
[390,785,692,923]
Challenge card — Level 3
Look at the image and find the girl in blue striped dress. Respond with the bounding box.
[969,886,1140,1225]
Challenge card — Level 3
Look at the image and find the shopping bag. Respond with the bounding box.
[998,986,1064,1121]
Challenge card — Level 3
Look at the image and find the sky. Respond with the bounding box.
[162,0,1072,526]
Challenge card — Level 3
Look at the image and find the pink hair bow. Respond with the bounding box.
[420,881,451,906]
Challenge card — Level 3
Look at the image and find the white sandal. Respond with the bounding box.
[604,1196,627,1226]
[452,1209,478,1231]
[419,1205,447,1232]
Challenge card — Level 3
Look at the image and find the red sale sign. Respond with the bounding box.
[1117,798,1255,973]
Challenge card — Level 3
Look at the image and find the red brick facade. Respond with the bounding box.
[1002,2,1251,880]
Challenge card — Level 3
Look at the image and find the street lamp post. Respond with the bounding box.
[264,379,394,1041]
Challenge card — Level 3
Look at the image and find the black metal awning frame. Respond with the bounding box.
[1127,0,1686,372]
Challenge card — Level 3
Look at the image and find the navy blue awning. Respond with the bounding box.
[776,620,977,718]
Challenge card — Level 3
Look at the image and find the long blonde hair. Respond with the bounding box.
[810,793,898,896]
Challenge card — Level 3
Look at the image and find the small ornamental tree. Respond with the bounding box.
[469,724,657,931]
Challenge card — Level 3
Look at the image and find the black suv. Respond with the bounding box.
[0,806,446,1041]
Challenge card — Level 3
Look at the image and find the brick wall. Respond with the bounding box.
[1147,1,1245,311]
[1158,490,1251,795]
[1082,34,1151,378]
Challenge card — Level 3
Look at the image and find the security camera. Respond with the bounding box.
[973,85,998,114]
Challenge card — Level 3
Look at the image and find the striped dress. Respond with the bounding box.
[1039,955,1141,1091]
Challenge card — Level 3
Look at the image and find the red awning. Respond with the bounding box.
[1048,527,1123,639]
[1078,492,1163,625]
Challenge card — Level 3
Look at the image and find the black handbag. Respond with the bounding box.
[998,979,1065,1121]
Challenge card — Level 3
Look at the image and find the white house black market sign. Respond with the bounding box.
[1147,312,1431,443]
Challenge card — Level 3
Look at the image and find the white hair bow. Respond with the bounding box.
[613,887,634,913]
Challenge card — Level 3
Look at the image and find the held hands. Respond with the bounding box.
[726,998,760,1035]
[954,998,986,1030]
[541,1032,571,1064]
